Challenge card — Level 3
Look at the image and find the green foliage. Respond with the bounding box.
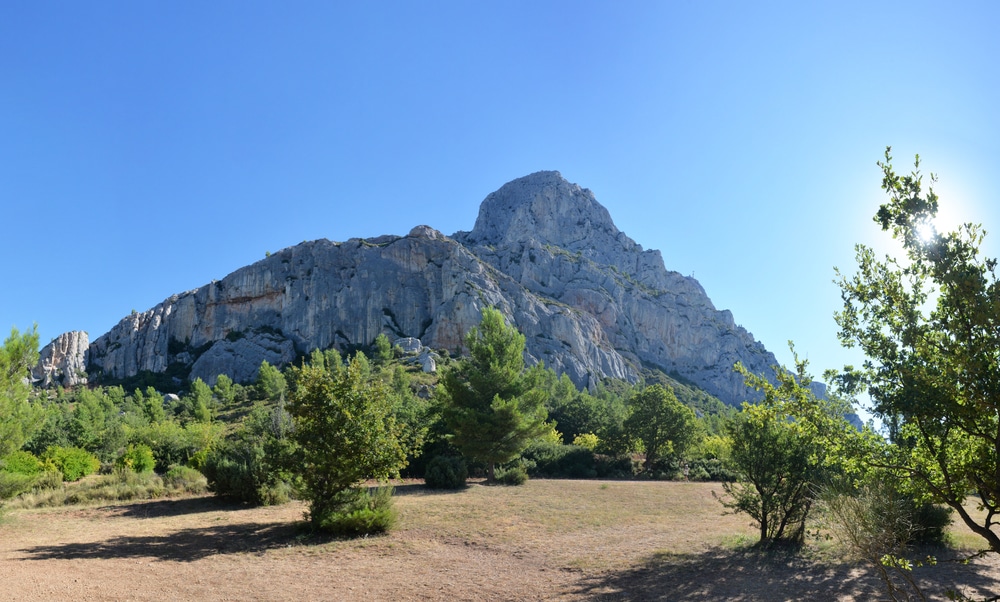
[440,307,549,481]
[624,384,699,473]
[314,487,398,537]
[834,149,1000,554]
[255,361,287,402]
[115,444,156,473]
[494,463,529,486]
[0,326,44,457]
[212,375,236,407]
[423,455,468,489]
[719,356,852,544]
[372,333,393,364]
[203,402,296,505]
[162,465,207,491]
[1,450,44,475]
[185,378,214,423]
[288,354,410,531]
[572,432,599,451]
[42,446,100,482]
[520,441,597,479]
[0,471,38,500]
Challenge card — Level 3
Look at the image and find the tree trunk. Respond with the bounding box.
[488,462,496,483]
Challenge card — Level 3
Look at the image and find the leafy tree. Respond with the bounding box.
[254,361,287,402]
[186,378,214,423]
[372,333,393,365]
[834,149,1000,554]
[720,359,838,544]
[624,384,698,473]
[0,326,43,457]
[287,354,410,530]
[212,374,236,408]
[439,307,548,482]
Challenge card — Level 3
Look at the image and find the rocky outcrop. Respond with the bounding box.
[32,331,89,388]
[72,171,785,406]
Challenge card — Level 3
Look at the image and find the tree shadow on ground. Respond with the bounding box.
[19,521,323,562]
[569,546,1000,601]
[99,495,249,519]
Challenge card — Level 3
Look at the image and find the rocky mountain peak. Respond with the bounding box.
[455,171,633,259]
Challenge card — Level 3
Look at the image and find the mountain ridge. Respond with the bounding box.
[37,171,782,406]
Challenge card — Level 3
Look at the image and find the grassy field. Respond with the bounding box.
[2,479,999,601]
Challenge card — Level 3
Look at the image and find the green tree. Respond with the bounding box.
[372,333,393,365]
[440,307,548,482]
[213,374,236,408]
[186,378,214,423]
[0,326,43,457]
[254,361,287,402]
[720,359,838,544]
[287,354,409,530]
[624,383,698,473]
[835,149,1000,554]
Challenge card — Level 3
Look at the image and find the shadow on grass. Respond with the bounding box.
[100,495,248,519]
[19,520,324,562]
[570,545,1000,601]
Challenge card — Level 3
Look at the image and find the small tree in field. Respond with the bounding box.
[440,307,548,482]
[287,354,409,533]
[720,358,840,545]
[624,384,697,473]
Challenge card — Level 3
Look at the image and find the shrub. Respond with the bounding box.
[202,442,291,505]
[521,442,596,479]
[162,465,208,493]
[115,444,156,473]
[315,487,397,536]
[43,446,100,482]
[688,458,738,482]
[0,472,37,500]
[424,455,467,489]
[495,463,528,486]
[1,450,44,476]
[572,433,599,451]
[909,500,952,546]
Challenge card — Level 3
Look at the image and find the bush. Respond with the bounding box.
[572,433,599,451]
[521,442,597,479]
[1,450,44,476]
[43,446,100,482]
[424,455,467,489]
[315,487,398,536]
[162,465,208,493]
[202,442,291,505]
[0,472,37,500]
[115,444,156,473]
[495,464,528,486]
[909,500,952,546]
[688,458,738,482]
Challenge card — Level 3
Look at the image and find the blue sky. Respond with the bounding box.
[3,2,998,406]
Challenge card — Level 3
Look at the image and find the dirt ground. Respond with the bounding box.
[2,480,999,601]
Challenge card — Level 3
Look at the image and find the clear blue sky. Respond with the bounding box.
[3,2,998,400]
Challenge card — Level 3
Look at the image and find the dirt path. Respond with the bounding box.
[2,482,999,601]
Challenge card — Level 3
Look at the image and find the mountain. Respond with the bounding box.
[38,171,782,406]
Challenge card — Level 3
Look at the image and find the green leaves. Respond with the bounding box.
[287,354,410,526]
[835,150,1000,554]
[440,307,549,480]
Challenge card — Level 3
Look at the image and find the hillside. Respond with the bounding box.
[37,172,781,406]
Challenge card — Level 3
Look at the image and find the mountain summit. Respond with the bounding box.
[40,172,779,406]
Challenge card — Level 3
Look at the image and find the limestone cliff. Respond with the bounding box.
[55,171,783,405]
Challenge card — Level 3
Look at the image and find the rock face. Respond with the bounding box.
[32,331,89,388]
[69,171,782,406]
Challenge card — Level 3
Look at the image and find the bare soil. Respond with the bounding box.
[2,480,998,601]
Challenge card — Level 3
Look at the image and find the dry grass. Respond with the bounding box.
[2,479,999,601]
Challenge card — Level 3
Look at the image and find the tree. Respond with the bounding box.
[720,358,841,544]
[835,148,1000,554]
[624,384,697,472]
[0,326,43,457]
[440,307,548,482]
[287,354,410,530]
[254,361,287,402]
[372,333,393,365]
